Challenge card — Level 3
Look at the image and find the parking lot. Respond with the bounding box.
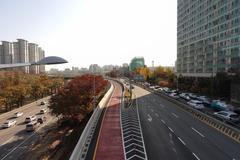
[133,81,240,130]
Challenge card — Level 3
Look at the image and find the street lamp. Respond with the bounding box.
[0,56,68,69]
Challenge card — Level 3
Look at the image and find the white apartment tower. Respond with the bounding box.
[38,47,45,73]
[28,43,40,74]
[1,41,14,64]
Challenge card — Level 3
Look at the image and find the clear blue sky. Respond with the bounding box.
[0,0,177,70]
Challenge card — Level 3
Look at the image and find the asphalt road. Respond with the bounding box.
[0,97,55,160]
[133,85,240,160]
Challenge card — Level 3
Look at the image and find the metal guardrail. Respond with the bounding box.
[136,84,240,143]
[69,83,114,160]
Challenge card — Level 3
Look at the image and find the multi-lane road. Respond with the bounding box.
[133,85,240,160]
[0,97,55,160]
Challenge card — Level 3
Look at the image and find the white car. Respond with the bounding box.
[169,93,179,99]
[40,108,47,114]
[25,115,37,123]
[214,111,240,122]
[2,120,17,128]
[179,93,191,101]
[187,100,205,110]
[14,112,23,118]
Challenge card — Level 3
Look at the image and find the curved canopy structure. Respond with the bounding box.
[34,56,68,65]
[0,56,68,69]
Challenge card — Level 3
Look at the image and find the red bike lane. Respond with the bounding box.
[93,81,124,160]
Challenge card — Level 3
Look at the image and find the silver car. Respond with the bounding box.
[214,111,240,122]
[187,100,205,110]
[2,120,17,128]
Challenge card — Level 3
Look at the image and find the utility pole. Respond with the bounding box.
[92,65,96,109]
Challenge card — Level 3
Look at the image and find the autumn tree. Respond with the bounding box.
[49,74,108,122]
[135,67,151,81]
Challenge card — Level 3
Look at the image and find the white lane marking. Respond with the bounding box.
[150,109,154,112]
[155,113,159,117]
[168,127,174,133]
[171,113,179,118]
[0,117,54,160]
[191,127,205,138]
[192,152,200,160]
[161,119,166,124]
[0,137,14,147]
[147,114,152,122]
[178,137,186,145]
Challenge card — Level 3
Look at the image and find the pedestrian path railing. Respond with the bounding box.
[69,82,114,160]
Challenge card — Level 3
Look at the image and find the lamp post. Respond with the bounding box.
[91,66,96,109]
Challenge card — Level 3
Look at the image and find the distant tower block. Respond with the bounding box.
[152,60,154,68]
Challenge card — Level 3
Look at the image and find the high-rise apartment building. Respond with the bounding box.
[0,39,45,74]
[2,41,14,64]
[177,0,240,77]
[38,47,45,73]
[129,57,145,71]
[29,43,40,74]
[0,44,2,64]
[13,39,29,73]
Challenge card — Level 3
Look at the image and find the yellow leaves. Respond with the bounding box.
[136,67,151,80]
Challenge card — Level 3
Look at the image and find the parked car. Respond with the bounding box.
[169,93,180,99]
[196,96,211,107]
[162,87,171,94]
[25,115,37,123]
[179,93,191,101]
[2,120,17,128]
[214,111,240,122]
[149,85,155,89]
[14,112,23,118]
[187,100,205,110]
[211,100,229,111]
[26,121,39,132]
[37,116,47,124]
[40,108,47,114]
[188,93,198,100]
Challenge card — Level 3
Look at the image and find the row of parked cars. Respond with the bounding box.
[1,108,48,131]
[141,82,240,123]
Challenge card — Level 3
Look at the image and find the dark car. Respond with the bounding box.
[40,101,46,105]
[37,117,46,124]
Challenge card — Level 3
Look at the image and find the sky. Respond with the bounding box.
[0,0,177,70]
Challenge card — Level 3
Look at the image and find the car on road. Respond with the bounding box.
[37,116,47,124]
[2,120,17,128]
[14,112,23,118]
[187,100,205,110]
[40,108,47,114]
[26,121,39,132]
[40,101,47,105]
[214,111,240,122]
[25,115,37,123]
